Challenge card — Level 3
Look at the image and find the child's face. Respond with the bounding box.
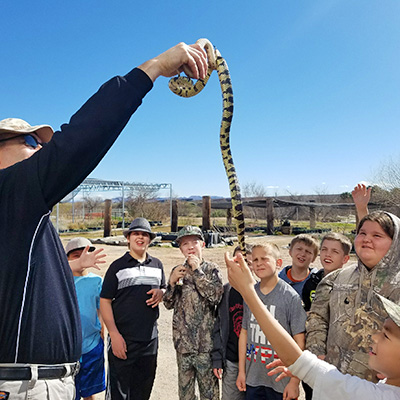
[251,247,282,280]
[289,241,316,270]
[67,248,84,261]
[179,235,204,259]
[369,318,400,385]
[355,221,392,269]
[320,239,349,274]
[127,231,150,254]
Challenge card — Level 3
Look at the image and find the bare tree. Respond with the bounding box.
[82,195,104,219]
[243,181,267,198]
[125,186,169,221]
[242,181,267,223]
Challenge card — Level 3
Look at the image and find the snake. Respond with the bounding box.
[168,38,246,252]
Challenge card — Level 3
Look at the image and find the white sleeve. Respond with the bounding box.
[288,351,400,400]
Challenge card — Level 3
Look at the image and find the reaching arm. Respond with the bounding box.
[225,252,303,367]
[352,183,371,222]
[69,246,106,274]
[138,42,207,82]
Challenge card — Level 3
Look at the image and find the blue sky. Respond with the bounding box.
[2,1,399,198]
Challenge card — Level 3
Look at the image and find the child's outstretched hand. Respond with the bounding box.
[79,246,106,271]
[352,183,371,221]
[266,359,296,382]
[69,246,106,274]
[224,252,255,296]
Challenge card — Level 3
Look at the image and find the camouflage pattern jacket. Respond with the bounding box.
[163,260,223,354]
[306,212,400,381]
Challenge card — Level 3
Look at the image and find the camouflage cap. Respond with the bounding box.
[377,294,400,328]
[0,118,54,143]
[176,225,204,244]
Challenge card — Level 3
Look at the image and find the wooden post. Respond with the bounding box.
[171,200,178,233]
[226,207,232,227]
[310,206,316,229]
[104,199,112,237]
[202,196,211,231]
[266,198,274,235]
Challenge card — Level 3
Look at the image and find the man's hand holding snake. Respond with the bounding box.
[138,42,208,82]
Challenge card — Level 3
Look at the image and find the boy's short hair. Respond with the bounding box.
[357,211,395,239]
[321,232,352,255]
[289,234,319,258]
[252,242,281,260]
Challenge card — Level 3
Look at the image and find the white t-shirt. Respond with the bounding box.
[289,351,400,399]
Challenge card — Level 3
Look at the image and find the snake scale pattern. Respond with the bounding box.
[168,39,246,252]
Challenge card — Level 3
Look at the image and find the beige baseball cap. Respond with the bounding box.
[65,237,95,256]
[0,118,54,143]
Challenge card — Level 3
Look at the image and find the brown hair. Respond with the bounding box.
[251,242,281,260]
[357,211,395,239]
[321,232,352,255]
[289,234,319,258]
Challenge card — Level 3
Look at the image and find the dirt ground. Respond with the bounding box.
[62,234,357,400]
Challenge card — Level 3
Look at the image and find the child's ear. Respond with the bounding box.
[201,241,205,249]
[343,255,350,265]
[276,258,283,267]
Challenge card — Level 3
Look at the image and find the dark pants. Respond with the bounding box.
[245,385,282,400]
[106,337,158,400]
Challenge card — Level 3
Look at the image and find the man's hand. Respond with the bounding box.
[146,288,164,308]
[213,368,223,380]
[169,265,187,286]
[186,255,201,271]
[138,42,208,82]
[110,332,127,360]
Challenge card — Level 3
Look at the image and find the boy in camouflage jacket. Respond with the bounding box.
[163,226,224,400]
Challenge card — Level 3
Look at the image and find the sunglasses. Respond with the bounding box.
[0,134,42,149]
